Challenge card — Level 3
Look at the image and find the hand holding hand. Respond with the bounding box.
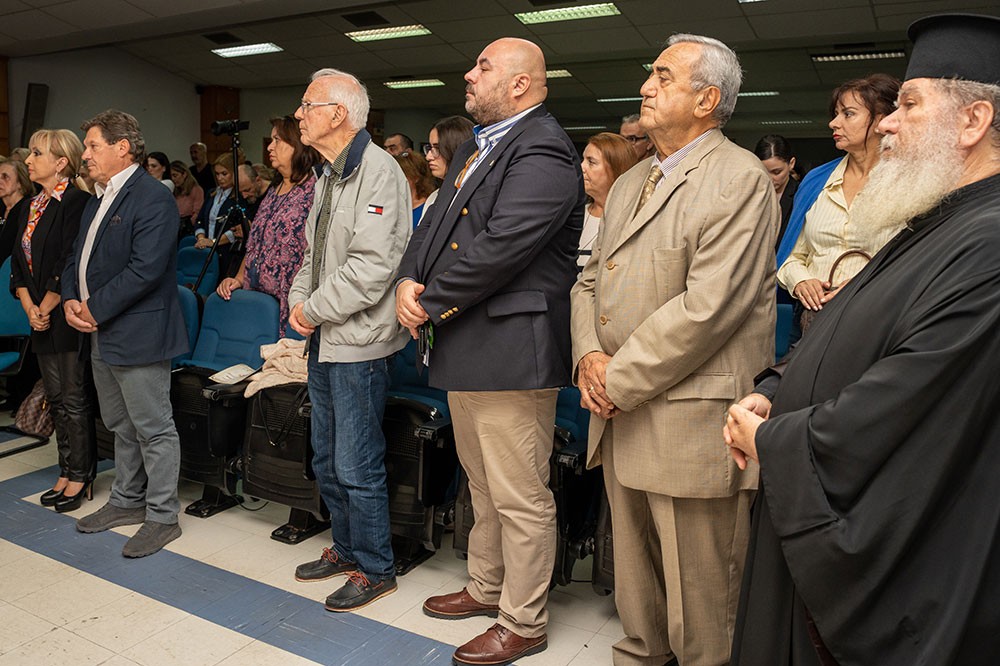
[578,351,618,418]
[288,302,316,337]
[395,280,429,333]
[725,403,765,470]
[793,278,828,311]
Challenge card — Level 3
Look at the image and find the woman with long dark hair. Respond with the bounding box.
[216,116,322,335]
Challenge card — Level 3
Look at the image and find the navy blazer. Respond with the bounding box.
[396,105,585,391]
[62,167,188,366]
[10,185,91,354]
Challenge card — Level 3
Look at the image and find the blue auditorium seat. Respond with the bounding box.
[0,257,30,375]
[176,246,219,297]
[776,303,794,361]
[172,291,280,517]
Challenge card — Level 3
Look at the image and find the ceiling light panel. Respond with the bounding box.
[738,91,779,97]
[212,42,283,58]
[346,24,431,42]
[597,96,643,102]
[546,69,573,78]
[384,78,445,89]
[516,3,620,25]
[760,120,812,125]
[811,51,905,63]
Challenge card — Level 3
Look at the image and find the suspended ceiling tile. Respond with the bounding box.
[537,26,651,56]
[747,7,878,41]
[53,0,154,29]
[635,18,758,48]
[124,0,242,17]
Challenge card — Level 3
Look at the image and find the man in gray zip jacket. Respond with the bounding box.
[287,67,411,612]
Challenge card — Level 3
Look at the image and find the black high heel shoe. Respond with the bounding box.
[54,482,93,513]
[40,487,65,506]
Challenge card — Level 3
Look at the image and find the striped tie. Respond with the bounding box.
[636,162,664,211]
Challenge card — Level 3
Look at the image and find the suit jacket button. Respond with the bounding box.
[451,242,459,250]
[606,260,616,270]
[461,208,469,216]
[599,315,609,325]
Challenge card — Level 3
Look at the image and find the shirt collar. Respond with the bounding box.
[652,128,714,178]
[95,163,140,198]
[473,103,542,153]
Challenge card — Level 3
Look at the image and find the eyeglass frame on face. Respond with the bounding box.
[422,143,440,157]
[299,100,340,113]
[622,134,648,143]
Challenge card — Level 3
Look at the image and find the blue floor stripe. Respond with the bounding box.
[0,465,455,666]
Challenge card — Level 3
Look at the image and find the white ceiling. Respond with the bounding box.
[1,0,998,136]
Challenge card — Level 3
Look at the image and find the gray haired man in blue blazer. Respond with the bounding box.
[63,109,188,558]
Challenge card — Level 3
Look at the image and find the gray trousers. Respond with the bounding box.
[91,344,181,524]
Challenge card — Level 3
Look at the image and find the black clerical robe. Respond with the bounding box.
[731,173,1000,666]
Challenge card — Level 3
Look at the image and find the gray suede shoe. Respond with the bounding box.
[122,521,182,558]
[76,502,146,533]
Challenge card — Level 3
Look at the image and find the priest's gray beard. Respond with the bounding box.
[851,120,965,243]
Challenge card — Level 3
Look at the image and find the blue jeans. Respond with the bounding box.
[307,336,395,580]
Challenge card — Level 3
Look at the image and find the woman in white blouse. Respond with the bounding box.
[579,132,638,270]
[777,74,900,319]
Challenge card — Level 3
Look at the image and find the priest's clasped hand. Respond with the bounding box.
[724,393,771,470]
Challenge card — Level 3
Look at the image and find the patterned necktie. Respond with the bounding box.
[636,162,664,211]
[454,149,480,189]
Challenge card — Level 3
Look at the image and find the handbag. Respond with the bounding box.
[800,249,872,334]
[14,379,54,437]
[253,385,309,448]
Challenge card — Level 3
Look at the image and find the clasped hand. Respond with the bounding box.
[723,393,771,470]
[395,279,428,339]
[578,351,619,419]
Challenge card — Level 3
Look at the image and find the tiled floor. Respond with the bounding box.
[0,422,623,665]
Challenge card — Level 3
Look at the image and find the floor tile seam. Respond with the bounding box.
[0,466,455,664]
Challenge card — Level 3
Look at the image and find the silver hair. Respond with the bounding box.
[934,78,1000,150]
[621,113,641,124]
[81,109,145,163]
[310,68,370,130]
[665,33,743,127]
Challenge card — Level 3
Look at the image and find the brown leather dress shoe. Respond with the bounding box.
[423,588,500,620]
[453,624,546,665]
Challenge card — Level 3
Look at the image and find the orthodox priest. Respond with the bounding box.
[724,13,1000,666]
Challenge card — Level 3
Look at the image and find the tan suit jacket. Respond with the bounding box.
[571,129,778,499]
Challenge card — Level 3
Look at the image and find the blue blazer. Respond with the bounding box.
[62,167,188,366]
[396,104,586,391]
[775,157,842,267]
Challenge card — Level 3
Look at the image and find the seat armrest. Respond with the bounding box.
[202,381,250,401]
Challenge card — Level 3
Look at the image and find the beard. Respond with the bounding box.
[851,121,965,243]
[465,81,514,127]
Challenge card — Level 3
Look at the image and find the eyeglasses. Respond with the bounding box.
[422,144,440,157]
[299,100,340,112]
[622,135,647,143]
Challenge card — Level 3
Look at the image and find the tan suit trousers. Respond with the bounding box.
[448,389,558,639]
[603,428,753,666]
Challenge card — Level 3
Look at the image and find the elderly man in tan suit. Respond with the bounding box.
[571,34,777,666]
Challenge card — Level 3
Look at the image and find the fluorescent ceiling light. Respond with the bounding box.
[212,42,282,58]
[811,50,905,63]
[597,96,643,103]
[546,69,573,79]
[516,3,620,25]
[384,78,445,90]
[346,24,431,42]
[643,63,653,71]
[563,125,606,131]
[738,91,779,97]
[738,0,767,3]
[760,120,812,126]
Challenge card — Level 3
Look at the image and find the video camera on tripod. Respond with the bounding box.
[192,119,251,294]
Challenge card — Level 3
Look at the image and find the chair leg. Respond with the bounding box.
[270,508,329,544]
[184,485,239,518]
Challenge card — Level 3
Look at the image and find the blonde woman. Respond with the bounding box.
[16,129,94,512]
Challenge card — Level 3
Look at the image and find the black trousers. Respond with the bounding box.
[37,351,95,482]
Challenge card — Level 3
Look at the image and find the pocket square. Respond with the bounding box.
[110,215,122,225]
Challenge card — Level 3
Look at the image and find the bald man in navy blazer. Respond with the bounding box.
[395,38,584,666]
[63,109,187,559]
